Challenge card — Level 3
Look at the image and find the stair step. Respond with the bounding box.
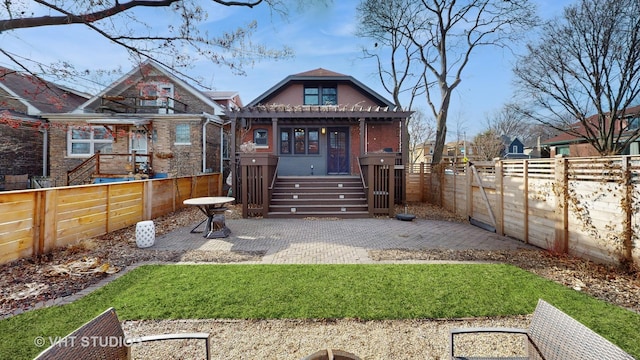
[267,211,370,219]
[269,176,368,219]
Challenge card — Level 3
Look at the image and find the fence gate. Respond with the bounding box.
[468,163,498,232]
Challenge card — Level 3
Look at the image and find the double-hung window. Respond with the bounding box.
[68,126,113,157]
[304,85,337,105]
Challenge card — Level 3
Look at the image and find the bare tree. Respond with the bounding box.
[0,0,295,85]
[356,0,426,110]
[486,103,534,146]
[407,108,436,166]
[514,0,640,155]
[473,130,503,161]
[401,0,536,165]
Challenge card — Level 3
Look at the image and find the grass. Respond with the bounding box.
[2,264,639,359]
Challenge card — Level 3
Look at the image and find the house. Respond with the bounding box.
[228,68,412,175]
[543,105,640,157]
[409,141,435,169]
[501,136,529,159]
[43,60,232,186]
[226,68,412,217]
[0,67,89,189]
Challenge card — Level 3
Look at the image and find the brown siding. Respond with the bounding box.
[264,83,383,107]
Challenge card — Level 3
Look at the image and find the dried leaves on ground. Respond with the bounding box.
[1,203,638,318]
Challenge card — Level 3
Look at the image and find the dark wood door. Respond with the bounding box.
[327,127,349,174]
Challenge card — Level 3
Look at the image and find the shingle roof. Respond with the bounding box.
[246,68,395,108]
[294,68,347,77]
[0,67,89,114]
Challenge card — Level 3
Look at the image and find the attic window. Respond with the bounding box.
[628,117,640,130]
[304,86,337,105]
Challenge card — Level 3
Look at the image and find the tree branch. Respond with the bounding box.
[0,0,264,31]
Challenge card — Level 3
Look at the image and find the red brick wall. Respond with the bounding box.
[366,121,400,152]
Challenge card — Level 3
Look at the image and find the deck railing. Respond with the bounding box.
[67,151,154,186]
[239,153,279,218]
[358,153,397,217]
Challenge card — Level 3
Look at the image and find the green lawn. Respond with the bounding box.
[2,264,639,359]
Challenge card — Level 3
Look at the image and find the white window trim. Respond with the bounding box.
[67,125,114,158]
[140,82,175,114]
[175,123,191,145]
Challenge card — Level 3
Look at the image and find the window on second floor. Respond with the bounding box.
[67,126,113,157]
[140,83,174,114]
[304,86,337,105]
[627,116,640,130]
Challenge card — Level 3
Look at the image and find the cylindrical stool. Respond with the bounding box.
[135,220,155,248]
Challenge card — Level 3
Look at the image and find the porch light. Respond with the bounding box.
[321,127,326,134]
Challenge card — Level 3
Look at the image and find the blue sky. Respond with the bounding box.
[0,0,571,139]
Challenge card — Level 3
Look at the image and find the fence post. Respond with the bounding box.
[495,159,504,236]
[419,162,425,202]
[523,160,529,243]
[622,156,633,262]
[466,162,473,220]
[554,155,569,253]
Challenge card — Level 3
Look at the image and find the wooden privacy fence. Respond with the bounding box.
[0,173,221,265]
[411,156,640,266]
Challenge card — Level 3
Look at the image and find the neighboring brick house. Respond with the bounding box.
[0,67,89,189]
[543,105,640,157]
[44,60,232,186]
[227,68,412,176]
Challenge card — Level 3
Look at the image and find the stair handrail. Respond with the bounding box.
[67,151,100,185]
[268,157,280,190]
[356,156,368,190]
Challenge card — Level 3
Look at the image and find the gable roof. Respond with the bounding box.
[0,67,89,114]
[74,59,225,116]
[247,68,395,108]
[542,105,640,146]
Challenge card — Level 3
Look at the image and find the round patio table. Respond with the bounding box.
[183,196,235,238]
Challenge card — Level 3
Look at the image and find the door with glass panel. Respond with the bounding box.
[130,128,148,171]
[327,127,349,174]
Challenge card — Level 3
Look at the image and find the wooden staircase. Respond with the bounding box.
[268,176,369,218]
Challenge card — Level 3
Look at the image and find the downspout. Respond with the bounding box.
[42,123,48,177]
[201,112,224,173]
[202,116,212,173]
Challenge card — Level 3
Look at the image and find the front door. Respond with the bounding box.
[327,127,349,174]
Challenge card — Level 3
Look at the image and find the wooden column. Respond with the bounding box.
[359,118,366,155]
[271,117,278,154]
